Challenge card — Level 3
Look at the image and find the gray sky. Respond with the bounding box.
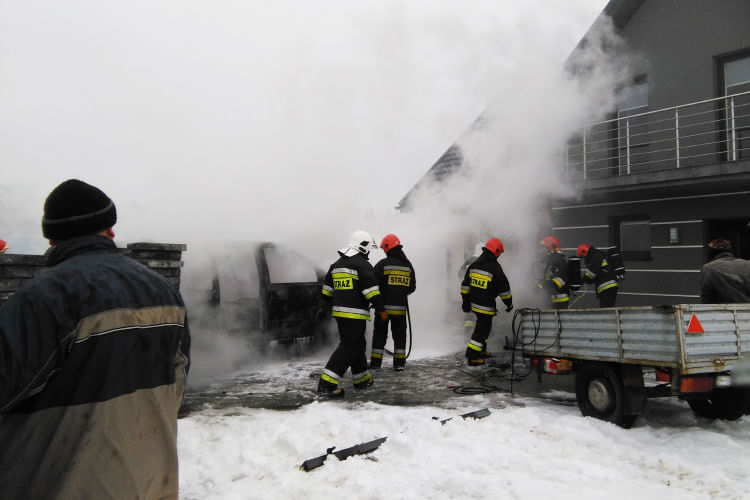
[0,0,607,254]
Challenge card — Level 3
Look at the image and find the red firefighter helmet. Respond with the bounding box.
[0,239,7,253]
[380,234,401,253]
[576,243,591,257]
[539,236,560,252]
[484,238,504,257]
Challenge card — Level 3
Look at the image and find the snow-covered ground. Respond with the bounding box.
[177,356,750,500]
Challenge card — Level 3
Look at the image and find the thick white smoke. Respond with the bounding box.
[0,1,627,381]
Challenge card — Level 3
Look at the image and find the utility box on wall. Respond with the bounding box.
[0,242,186,307]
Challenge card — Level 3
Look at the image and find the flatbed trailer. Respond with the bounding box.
[518,304,750,427]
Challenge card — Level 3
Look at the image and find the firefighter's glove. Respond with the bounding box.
[378,310,389,322]
[315,307,327,321]
[505,304,513,313]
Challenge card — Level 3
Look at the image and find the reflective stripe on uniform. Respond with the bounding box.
[322,284,333,297]
[332,306,370,320]
[585,270,596,279]
[460,285,470,295]
[551,294,569,303]
[352,371,371,384]
[471,303,496,316]
[499,290,512,300]
[597,280,618,294]
[393,349,406,359]
[467,339,483,352]
[320,369,340,385]
[385,305,407,315]
[362,285,380,300]
[552,277,565,288]
[383,265,411,275]
[371,348,384,359]
[332,267,359,277]
[470,269,493,279]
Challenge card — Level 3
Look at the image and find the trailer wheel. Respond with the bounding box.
[687,388,748,421]
[576,363,637,428]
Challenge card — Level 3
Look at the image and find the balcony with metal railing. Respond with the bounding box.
[566,90,750,181]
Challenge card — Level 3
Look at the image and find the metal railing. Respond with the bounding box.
[567,90,750,180]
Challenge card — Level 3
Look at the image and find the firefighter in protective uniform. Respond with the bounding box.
[317,230,387,397]
[370,234,416,371]
[538,236,570,309]
[577,243,618,307]
[458,243,484,336]
[460,238,513,366]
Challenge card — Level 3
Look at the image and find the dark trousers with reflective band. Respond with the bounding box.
[320,317,370,391]
[597,288,617,307]
[465,313,493,360]
[371,315,407,368]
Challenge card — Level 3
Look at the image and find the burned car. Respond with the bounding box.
[186,241,333,347]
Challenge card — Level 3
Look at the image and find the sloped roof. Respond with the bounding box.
[397,0,642,212]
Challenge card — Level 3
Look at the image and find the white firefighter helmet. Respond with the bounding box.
[339,230,378,257]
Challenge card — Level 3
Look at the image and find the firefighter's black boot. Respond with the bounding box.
[317,378,345,398]
[353,373,374,390]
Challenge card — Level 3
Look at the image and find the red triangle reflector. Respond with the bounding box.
[686,313,705,334]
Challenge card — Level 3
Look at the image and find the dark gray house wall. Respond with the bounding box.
[557,0,750,307]
[620,0,750,107]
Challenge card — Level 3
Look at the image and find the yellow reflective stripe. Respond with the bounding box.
[332,267,359,277]
[585,270,595,279]
[393,352,406,359]
[384,265,411,273]
[464,321,475,327]
[551,295,569,303]
[321,373,339,385]
[364,289,380,300]
[460,287,469,295]
[332,272,358,280]
[353,372,371,384]
[332,311,370,320]
[467,340,483,352]
[322,287,333,297]
[371,352,383,359]
[472,307,495,316]
[383,269,410,276]
[470,269,493,279]
[552,277,564,288]
[386,309,407,316]
[597,280,618,293]
[500,292,512,300]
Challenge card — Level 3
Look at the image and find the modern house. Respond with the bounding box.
[400,0,750,307]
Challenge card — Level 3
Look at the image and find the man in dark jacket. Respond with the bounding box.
[577,243,619,307]
[318,230,386,397]
[370,234,416,371]
[0,179,191,500]
[700,239,750,303]
[461,238,513,366]
[538,236,570,309]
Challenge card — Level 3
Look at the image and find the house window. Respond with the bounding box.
[614,75,649,174]
[722,54,750,160]
[614,217,651,260]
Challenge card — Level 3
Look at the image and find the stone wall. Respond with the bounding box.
[0,242,186,307]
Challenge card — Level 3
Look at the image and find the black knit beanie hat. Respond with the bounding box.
[42,179,117,240]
